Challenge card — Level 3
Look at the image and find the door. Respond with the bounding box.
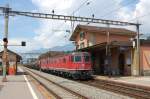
[119,53,125,75]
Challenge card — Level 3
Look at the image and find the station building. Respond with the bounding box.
[70,25,150,76]
[0,49,22,75]
[140,40,150,75]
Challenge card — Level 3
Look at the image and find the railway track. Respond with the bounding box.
[80,79,150,99]
[24,68,88,99]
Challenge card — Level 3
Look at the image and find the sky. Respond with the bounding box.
[0,0,149,53]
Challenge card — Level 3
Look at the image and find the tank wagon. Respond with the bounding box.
[39,52,92,79]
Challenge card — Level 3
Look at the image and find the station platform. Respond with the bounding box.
[0,67,45,99]
[95,75,150,87]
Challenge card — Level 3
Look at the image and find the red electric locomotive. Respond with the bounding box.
[39,52,92,79]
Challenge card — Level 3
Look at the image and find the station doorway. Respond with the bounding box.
[90,49,105,75]
[79,41,132,76]
[119,53,125,75]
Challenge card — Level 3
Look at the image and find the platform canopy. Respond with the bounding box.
[78,41,133,52]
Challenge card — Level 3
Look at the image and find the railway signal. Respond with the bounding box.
[0,5,141,81]
[21,41,26,46]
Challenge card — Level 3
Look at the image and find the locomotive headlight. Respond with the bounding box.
[81,64,84,66]
[81,64,85,69]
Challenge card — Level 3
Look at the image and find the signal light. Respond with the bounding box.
[3,38,8,42]
[21,41,26,46]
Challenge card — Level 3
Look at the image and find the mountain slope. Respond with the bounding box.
[28,43,75,53]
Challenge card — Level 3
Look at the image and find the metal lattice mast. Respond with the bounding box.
[0,6,141,77]
[0,6,140,26]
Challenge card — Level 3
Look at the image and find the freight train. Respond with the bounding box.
[26,52,93,79]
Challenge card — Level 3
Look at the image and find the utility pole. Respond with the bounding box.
[2,4,9,82]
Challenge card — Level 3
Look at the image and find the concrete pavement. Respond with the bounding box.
[0,67,44,99]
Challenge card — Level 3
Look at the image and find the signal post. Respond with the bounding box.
[2,5,9,82]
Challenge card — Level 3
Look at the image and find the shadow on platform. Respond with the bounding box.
[0,85,4,91]
[16,71,28,75]
[0,71,31,83]
[0,71,28,76]
[7,80,31,83]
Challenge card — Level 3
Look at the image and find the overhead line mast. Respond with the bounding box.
[0,6,139,26]
[0,6,141,81]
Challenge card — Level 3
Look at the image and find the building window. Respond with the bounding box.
[126,53,131,65]
[89,33,96,46]
[80,42,84,49]
[80,32,85,41]
[76,44,79,50]
[84,55,90,62]
[71,56,74,62]
[87,40,89,47]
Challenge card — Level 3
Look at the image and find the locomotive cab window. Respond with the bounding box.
[0,61,2,70]
[0,61,2,66]
[71,56,74,62]
[84,55,90,62]
[63,58,66,63]
[74,56,81,62]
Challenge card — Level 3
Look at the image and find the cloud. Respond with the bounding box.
[31,0,76,49]
[30,0,125,50]
[28,0,150,52]
[0,37,42,53]
[116,0,150,34]
[2,0,148,53]
[9,38,35,52]
[133,0,150,34]
[32,0,73,13]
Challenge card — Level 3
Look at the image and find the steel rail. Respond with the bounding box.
[25,69,62,99]
[25,68,88,99]
[81,79,150,99]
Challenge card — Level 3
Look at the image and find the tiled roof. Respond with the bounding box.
[70,25,137,41]
[0,49,22,60]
